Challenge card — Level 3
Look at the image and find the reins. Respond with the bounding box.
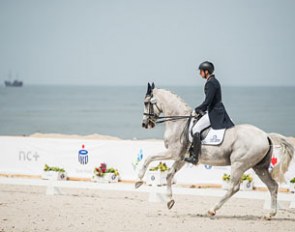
[143,113,193,124]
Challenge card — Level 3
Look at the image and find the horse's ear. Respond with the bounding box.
[146,82,152,96]
[151,82,155,89]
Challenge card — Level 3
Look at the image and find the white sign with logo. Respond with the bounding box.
[0,136,294,187]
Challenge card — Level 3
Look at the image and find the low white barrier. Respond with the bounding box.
[0,136,294,188]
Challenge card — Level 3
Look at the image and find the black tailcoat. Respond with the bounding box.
[195,75,234,129]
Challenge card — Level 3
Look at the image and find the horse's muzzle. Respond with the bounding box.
[142,119,155,129]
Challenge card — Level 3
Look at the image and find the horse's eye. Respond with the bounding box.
[150,97,157,104]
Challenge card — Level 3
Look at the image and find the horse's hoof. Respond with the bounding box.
[208,210,216,217]
[263,214,273,221]
[167,200,175,209]
[135,181,144,189]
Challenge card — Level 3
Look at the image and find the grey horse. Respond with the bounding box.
[136,83,294,219]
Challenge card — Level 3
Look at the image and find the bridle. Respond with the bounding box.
[143,92,201,146]
[143,94,161,125]
[143,94,193,125]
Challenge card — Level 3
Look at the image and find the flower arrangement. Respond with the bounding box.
[149,162,169,172]
[146,162,171,186]
[240,173,254,191]
[44,164,65,173]
[93,163,119,177]
[241,174,253,183]
[42,164,67,181]
[222,173,231,182]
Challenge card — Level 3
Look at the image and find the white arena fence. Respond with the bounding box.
[0,136,294,189]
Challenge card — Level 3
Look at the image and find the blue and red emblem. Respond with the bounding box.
[78,144,88,165]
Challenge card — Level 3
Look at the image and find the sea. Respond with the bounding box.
[0,85,294,140]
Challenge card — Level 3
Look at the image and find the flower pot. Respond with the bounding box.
[240,181,253,191]
[91,173,119,183]
[146,171,168,186]
[91,175,108,183]
[104,173,119,183]
[289,183,295,193]
[42,171,67,181]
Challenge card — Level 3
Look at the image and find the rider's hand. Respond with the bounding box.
[195,109,205,116]
[191,110,197,118]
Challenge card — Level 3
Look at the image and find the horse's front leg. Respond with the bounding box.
[135,150,173,189]
[166,159,185,209]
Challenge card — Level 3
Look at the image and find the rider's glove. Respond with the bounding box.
[191,110,197,118]
[195,108,205,116]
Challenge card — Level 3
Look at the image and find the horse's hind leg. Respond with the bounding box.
[208,163,245,216]
[253,167,278,220]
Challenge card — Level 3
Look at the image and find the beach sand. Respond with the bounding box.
[0,184,294,232]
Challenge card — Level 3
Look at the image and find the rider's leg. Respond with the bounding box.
[185,113,210,165]
[185,132,201,164]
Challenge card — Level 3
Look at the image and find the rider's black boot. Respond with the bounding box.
[185,133,201,165]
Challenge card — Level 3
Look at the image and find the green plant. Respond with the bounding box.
[222,173,230,182]
[241,174,253,183]
[44,164,65,173]
[106,167,120,176]
[290,177,295,184]
[93,163,119,177]
[149,162,169,172]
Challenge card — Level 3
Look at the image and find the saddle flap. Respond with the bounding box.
[201,128,225,145]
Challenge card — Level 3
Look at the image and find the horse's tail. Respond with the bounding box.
[268,133,294,183]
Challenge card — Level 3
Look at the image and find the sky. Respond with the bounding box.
[0,0,295,86]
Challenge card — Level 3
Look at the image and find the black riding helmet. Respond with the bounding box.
[199,61,214,74]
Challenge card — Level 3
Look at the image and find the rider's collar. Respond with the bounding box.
[207,74,214,81]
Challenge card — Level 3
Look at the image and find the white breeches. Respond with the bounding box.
[189,113,211,142]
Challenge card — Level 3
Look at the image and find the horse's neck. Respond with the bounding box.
[156,89,191,116]
[155,89,191,144]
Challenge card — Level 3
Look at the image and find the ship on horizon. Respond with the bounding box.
[4,71,23,87]
[4,80,23,87]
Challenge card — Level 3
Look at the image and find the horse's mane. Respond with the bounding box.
[156,88,192,113]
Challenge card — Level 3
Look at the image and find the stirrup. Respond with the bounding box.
[184,156,198,165]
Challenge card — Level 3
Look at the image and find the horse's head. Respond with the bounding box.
[142,82,162,129]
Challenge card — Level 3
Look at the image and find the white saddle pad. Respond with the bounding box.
[201,128,225,145]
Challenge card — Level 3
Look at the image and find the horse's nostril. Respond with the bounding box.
[142,122,148,128]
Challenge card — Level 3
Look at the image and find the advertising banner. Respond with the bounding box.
[0,136,294,187]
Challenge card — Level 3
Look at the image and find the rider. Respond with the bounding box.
[185,61,235,165]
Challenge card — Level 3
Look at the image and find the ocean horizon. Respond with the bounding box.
[0,85,294,139]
